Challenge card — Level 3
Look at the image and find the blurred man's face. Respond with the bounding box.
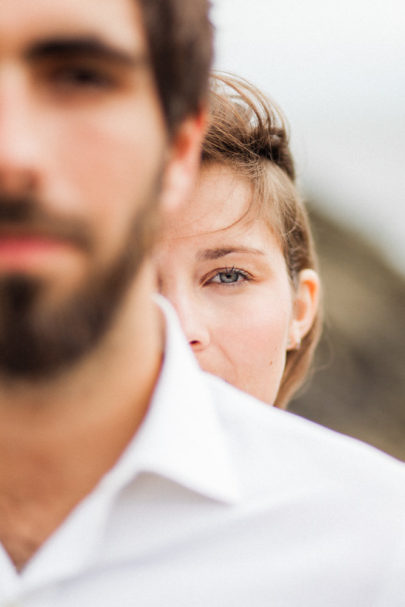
[0,0,170,377]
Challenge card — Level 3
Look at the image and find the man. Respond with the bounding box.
[0,1,403,606]
[0,0,210,592]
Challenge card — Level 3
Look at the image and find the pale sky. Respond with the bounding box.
[211,0,405,274]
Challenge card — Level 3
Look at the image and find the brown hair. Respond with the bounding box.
[137,0,214,135]
[202,73,322,408]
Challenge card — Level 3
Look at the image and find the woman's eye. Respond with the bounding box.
[209,268,248,284]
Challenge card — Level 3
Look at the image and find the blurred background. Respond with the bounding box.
[211,0,405,459]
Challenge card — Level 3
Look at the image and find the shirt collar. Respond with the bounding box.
[14,296,239,589]
[101,295,240,505]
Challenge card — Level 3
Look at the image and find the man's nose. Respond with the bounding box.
[0,75,42,196]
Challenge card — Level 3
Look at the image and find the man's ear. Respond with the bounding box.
[159,110,206,213]
[287,269,320,350]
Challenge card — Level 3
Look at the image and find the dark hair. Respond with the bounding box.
[137,0,214,135]
[202,73,322,408]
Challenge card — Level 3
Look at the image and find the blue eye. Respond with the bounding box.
[209,268,249,284]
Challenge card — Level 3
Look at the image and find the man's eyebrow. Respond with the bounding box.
[25,37,148,68]
[197,247,265,261]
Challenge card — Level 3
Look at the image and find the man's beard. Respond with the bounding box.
[0,188,161,381]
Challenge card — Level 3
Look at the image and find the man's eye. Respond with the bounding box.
[49,66,116,91]
[209,268,249,284]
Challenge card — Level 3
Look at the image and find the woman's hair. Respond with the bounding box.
[202,73,322,408]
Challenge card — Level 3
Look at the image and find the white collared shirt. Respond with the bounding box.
[0,298,404,606]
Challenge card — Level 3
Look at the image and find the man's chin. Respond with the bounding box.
[0,275,89,380]
[0,253,139,381]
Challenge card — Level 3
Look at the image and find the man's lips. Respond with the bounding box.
[0,234,77,270]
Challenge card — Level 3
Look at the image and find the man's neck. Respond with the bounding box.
[0,263,164,571]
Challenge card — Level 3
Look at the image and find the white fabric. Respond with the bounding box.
[0,297,404,606]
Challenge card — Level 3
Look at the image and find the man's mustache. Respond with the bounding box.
[0,195,92,253]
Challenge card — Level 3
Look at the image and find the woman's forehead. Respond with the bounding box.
[162,207,283,266]
[164,165,253,236]
[163,164,282,246]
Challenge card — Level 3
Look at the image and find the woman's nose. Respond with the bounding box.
[159,279,210,350]
[182,311,210,350]
[173,293,210,350]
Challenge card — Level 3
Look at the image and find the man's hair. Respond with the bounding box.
[138,0,213,135]
[202,74,322,408]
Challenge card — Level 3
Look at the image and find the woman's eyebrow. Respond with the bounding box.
[25,36,149,69]
[197,247,265,261]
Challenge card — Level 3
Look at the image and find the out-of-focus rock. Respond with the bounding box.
[289,207,405,461]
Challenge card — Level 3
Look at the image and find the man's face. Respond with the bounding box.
[0,0,170,378]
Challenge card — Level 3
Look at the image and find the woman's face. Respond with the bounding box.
[156,164,316,405]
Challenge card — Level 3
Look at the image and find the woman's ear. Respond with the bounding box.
[287,269,320,350]
[159,110,206,214]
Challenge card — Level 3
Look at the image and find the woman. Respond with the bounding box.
[155,74,321,408]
